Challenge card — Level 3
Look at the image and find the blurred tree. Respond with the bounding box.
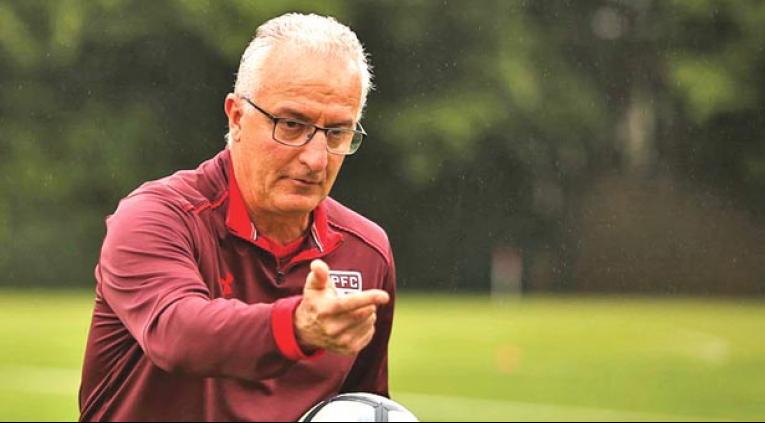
[0,0,342,285]
[0,0,763,293]
[660,0,765,208]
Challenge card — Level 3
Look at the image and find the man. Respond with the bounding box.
[79,13,395,422]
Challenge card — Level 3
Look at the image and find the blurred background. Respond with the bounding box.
[0,0,763,421]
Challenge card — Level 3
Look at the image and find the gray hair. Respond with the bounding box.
[227,13,373,145]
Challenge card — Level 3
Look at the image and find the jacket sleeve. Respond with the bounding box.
[339,251,396,397]
[97,193,306,381]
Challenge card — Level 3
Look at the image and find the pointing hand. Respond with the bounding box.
[294,259,389,355]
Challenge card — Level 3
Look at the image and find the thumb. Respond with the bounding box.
[304,259,332,293]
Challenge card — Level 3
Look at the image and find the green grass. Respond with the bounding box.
[391,295,765,421]
[0,290,93,421]
[0,291,763,421]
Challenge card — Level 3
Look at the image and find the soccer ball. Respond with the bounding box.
[299,392,419,422]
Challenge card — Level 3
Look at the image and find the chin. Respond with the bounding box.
[276,195,322,215]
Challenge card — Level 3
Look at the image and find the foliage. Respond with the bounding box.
[0,0,763,290]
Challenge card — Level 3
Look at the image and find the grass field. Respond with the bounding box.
[0,291,763,421]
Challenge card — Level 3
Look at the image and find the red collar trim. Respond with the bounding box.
[224,157,343,260]
[225,160,255,241]
[259,232,306,260]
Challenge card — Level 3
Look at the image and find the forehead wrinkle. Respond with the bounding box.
[257,74,361,126]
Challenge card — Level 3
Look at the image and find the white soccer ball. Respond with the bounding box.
[299,392,419,422]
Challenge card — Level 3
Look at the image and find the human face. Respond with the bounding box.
[225,46,363,219]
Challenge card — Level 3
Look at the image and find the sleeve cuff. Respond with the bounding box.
[271,296,325,361]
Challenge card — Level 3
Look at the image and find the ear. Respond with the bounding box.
[224,93,243,143]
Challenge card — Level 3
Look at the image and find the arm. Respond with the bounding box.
[98,194,299,381]
[340,255,396,396]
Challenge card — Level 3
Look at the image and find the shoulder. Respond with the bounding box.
[115,151,228,217]
[323,197,393,267]
[106,151,229,239]
[105,182,196,250]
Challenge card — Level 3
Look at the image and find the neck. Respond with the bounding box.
[249,209,311,245]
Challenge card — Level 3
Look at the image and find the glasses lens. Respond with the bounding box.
[274,119,310,144]
[273,118,364,155]
[349,132,364,154]
[324,129,354,155]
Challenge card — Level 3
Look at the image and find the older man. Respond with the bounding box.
[79,13,395,421]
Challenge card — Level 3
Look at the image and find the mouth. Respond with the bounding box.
[288,177,322,187]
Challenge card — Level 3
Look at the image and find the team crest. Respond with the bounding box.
[328,270,363,296]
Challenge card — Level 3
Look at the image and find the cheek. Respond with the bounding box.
[237,146,275,195]
[245,141,284,180]
[325,157,345,184]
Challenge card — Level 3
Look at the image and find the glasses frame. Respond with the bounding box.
[239,95,366,156]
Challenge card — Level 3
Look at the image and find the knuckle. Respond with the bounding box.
[339,333,355,348]
[354,336,370,353]
[355,305,374,320]
[362,315,375,329]
[363,305,376,317]
[324,301,341,316]
[315,305,332,320]
[366,325,376,338]
[341,333,359,351]
[324,323,342,338]
[351,309,367,321]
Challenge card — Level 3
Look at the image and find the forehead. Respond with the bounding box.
[255,45,362,119]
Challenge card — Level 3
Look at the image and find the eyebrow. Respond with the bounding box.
[274,107,354,129]
[273,107,312,122]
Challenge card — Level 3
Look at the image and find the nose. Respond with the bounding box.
[298,130,329,173]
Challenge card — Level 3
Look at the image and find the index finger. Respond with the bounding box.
[327,289,390,315]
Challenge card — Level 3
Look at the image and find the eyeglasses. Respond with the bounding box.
[239,96,366,156]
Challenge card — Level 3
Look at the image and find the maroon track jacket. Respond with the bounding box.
[79,149,396,421]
